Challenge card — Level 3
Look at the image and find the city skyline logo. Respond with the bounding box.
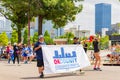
[53,47,76,58]
[53,47,80,70]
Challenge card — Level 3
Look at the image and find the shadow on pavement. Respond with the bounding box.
[45,73,78,79]
[21,73,81,79]
[4,64,21,66]
[20,77,39,80]
[84,69,94,71]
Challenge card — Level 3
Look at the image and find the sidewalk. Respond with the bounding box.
[0,60,120,80]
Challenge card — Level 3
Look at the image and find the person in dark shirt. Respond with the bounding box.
[34,35,46,78]
[73,37,85,74]
[13,43,20,64]
[73,37,80,44]
[93,37,102,71]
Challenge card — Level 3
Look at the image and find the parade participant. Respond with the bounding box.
[73,37,85,74]
[22,44,28,64]
[93,37,102,71]
[34,35,46,78]
[6,43,11,63]
[13,43,20,64]
[8,46,14,64]
[27,44,34,63]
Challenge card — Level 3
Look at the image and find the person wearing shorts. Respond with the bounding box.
[34,35,46,78]
[93,37,102,71]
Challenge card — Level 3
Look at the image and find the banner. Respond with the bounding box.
[42,45,90,74]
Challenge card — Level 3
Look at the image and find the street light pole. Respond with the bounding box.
[82,32,85,37]
[78,25,80,38]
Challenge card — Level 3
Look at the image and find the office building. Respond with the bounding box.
[0,6,12,37]
[0,17,12,37]
[95,3,111,35]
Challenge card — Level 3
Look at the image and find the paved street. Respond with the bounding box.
[0,60,120,80]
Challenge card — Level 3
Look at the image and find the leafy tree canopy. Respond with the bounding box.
[23,27,28,44]
[44,30,50,37]
[0,32,9,46]
[0,0,83,41]
[10,30,18,45]
[33,32,38,43]
[0,0,30,43]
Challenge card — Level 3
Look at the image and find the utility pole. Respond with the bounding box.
[78,25,80,38]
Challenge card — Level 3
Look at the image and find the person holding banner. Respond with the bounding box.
[73,37,85,74]
[93,37,102,71]
[34,35,46,78]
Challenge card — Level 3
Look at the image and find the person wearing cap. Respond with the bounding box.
[73,37,85,74]
[34,35,46,78]
[73,37,80,44]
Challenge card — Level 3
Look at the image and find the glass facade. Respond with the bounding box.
[95,3,111,35]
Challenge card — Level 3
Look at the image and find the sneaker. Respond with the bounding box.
[24,61,28,64]
[39,72,44,78]
[97,68,102,71]
[93,68,97,70]
[79,70,85,74]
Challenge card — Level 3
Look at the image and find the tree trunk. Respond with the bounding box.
[17,28,22,43]
[38,15,43,35]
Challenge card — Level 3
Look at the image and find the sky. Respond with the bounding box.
[64,0,120,34]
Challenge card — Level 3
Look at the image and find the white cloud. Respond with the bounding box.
[65,0,120,35]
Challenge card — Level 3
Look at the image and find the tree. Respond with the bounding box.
[0,0,30,43]
[33,32,38,44]
[100,36,109,49]
[44,37,54,45]
[44,30,50,37]
[30,36,33,45]
[65,32,74,44]
[0,32,9,46]
[10,30,18,44]
[35,0,83,35]
[117,23,120,34]
[44,30,54,44]
[0,0,83,42]
[58,32,74,44]
[23,28,28,44]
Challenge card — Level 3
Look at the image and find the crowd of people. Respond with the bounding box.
[5,42,35,64]
[1,35,108,78]
[109,43,120,64]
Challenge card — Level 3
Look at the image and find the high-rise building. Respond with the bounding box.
[95,3,111,35]
[0,6,12,37]
[0,17,12,37]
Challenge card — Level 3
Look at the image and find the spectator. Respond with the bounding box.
[8,46,14,64]
[109,44,117,63]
